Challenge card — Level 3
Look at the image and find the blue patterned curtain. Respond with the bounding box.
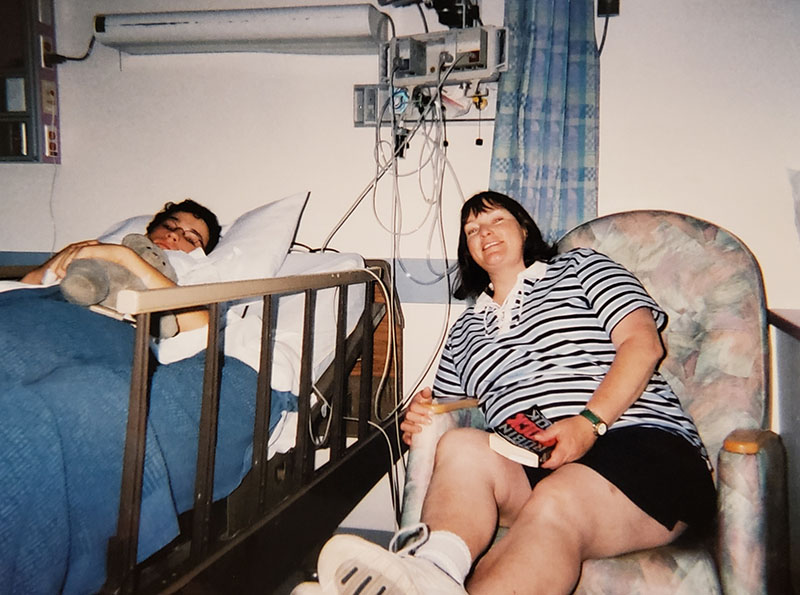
[489,0,599,242]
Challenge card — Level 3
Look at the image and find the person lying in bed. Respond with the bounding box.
[20,199,221,332]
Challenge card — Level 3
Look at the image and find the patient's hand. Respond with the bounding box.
[21,240,101,284]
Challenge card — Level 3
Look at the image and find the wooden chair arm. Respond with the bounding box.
[722,428,779,455]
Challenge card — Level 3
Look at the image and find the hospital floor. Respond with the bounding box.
[177,528,393,595]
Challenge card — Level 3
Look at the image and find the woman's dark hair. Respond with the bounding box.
[147,199,222,253]
[453,191,557,300]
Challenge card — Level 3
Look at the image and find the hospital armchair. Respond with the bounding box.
[400,210,790,594]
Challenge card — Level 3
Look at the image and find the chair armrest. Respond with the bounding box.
[717,429,790,594]
[399,402,486,527]
[722,428,778,454]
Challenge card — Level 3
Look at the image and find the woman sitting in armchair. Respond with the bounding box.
[294,191,716,595]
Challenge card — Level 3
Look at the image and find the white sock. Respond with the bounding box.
[411,530,472,584]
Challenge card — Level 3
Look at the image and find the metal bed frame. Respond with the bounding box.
[0,259,403,594]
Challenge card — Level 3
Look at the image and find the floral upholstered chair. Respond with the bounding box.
[400,210,790,594]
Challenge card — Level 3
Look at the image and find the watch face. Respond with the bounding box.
[596,422,608,436]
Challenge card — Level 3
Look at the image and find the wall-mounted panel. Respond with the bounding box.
[0,0,60,163]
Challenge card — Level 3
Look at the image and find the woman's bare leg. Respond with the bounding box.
[467,464,686,595]
[420,428,534,559]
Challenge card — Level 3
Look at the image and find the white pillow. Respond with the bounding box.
[208,191,309,282]
[97,191,310,282]
[98,215,151,243]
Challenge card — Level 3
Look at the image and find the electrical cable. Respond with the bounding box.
[598,14,611,56]
[290,241,315,252]
[309,398,403,525]
[385,54,461,408]
[47,163,59,254]
[318,264,406,513]
[316,52,476,520]
[382,69,408,490]
[310,385,334,447]
[44,36,96,67]
[302,266,397,444]
[321,53,469,251]
[399,201,454,408]
[361,0,494,529]
[369,89,463,285]
[415,1,430,33]
[373,105,455,417]
[359,266,399,424]
[385,13,397,39]
[341,415,403,528]
[387,64,463,286]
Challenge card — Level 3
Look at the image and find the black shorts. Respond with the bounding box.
[522,426,716,532]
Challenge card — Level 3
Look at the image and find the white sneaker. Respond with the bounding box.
[316,532,467,595]
[290,582,323,595]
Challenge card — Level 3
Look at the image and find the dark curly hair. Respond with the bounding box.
[146,199,222,253]
[453,191,557,300]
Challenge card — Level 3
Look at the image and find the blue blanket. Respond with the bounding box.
[0,287,296,594]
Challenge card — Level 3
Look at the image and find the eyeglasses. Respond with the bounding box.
[159,219,206,250]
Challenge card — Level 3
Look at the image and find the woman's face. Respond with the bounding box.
[148,211,210,253]
[464,205,527,276]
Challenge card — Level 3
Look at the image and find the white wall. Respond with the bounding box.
[3,0,798,357]
[1,0,497,396]
[1,0,497,259]
[2,0,799,530]
[597,0,800,309]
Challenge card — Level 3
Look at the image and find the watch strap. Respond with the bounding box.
[579,408,607,435]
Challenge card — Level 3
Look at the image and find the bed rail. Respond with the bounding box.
[101,262,404,594]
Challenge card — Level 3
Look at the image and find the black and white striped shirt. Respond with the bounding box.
[434,248,706,455]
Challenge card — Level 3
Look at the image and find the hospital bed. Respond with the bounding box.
[0,197,405,594]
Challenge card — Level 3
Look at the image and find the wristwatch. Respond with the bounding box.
[579,408,608,437]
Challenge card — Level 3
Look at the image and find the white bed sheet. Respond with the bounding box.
[229,251,368,456]
[223,251,367,393]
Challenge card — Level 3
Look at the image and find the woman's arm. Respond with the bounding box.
[538,307,664,469]
[21,241,208,333]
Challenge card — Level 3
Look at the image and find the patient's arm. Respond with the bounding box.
[21,240,100,285]
[21,241,208,332]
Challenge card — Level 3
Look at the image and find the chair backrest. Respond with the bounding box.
[557,210,769,467]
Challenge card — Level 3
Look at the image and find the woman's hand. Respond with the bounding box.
[534,415,596,470]
[536,307,667,470]
[400,387,435,446]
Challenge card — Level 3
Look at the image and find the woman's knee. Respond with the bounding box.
[434,427,490,464]
[515,468,593,534]
[432,429,533,516]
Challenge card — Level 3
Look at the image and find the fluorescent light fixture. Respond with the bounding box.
[94,4,390,56]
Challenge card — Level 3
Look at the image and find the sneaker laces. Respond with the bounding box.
[388,523,429,555]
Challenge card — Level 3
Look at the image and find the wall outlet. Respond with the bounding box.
[44,124,59,157]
